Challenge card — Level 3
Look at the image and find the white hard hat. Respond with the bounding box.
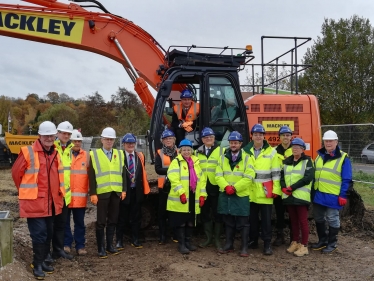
[71,129,83,141]
[38,121,57,135]
[57,121,73,133]
[101,127,116,138]
[323,130,338,140]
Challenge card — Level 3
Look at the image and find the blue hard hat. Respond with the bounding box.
[161,129,175,139]
[201,127,215,137]
[180,89,193,99]
[251,124,265,134]
[228,131,243,142]
[178,139,193,148]
[279,126,293,135]
[291,137,306,149]
[122,133,136,143]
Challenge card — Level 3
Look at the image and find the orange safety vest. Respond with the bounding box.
[69,149,90,208]
[157,149,172,188]
[136,152,150,194]
[173,101,200,122]
[19,146,65,199]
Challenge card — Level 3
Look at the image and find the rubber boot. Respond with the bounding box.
[115,229,124,251]
[239,227,249,257]
[131,225,143,249]
[176,227,189,254]
[248,239,259,249]
[218,225,235,254]
[43,242,54,266]
[263,241,273,255]
[106,227,119,255]
[185,226,197,251]
[322,227,339,254]
[273,229,285,247]
[311,222,328,250]
[31,243,46,280]
[158,219,166,245]
[198,221,213,248]
[214,223,223,249]
[96,229,108,259]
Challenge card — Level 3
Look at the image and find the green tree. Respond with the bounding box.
[38,103,78,127]
[299,15,374,124]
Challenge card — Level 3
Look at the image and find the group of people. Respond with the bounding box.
[12,121,149,279]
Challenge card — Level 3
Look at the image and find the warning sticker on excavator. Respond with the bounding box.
[262,121,294,131]
[0,10,84,44]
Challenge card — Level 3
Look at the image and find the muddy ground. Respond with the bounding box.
[1,166,374,281]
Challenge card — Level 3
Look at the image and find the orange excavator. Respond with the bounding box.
[0,0,321,162]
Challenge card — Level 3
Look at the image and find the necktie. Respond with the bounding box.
[232,154,237,162]
[106,151,111,160]
[206,148,210,156]
[129,154,135,188]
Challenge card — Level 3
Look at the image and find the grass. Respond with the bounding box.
[353,171,374,209]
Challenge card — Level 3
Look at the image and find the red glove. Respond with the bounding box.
[199,196,205,207]
[180,194,187,204]
[271,193,278,198]
[225,185,236,195]
[338,196,347,206]
[281,187,292,196]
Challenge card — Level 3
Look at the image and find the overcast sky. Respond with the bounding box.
[1,0,374,101]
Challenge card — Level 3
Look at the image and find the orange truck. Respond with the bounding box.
[0,0,321,161]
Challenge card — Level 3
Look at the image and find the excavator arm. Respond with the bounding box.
[0,0,167,118]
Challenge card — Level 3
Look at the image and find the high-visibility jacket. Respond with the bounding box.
[68,149,90,208]
[166,154,207,214]
[173,101,200,122]
[90,148,124,194]
[314,151,347,196]
[55,140,74,205]
[243,141,281,204]
[282,159,312,202]
[215,150,255,216]
[276,145,292,165]
[19,145,65,199]
[157,149,172,188]
[194,145,225,185]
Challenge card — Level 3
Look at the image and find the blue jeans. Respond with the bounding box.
[64,208,86,250]
[313,203,340,228]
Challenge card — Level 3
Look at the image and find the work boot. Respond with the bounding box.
[63,246,71,253]
[286,241,300,253]
[198,221,213,248]
[214,223,223,249]
[77,248,87,256]
[31,261,54,275]
[32,243,46,280]
[106,227,119,255]
[311,222,328,250]
[218,225,235,254]
[273,229,285,246]
[158,219,166,245]
[294,244,309,257]
[176,227,189,254]
[185,226,197,251]
[239,227,249,257]
[263,241,273,255]
[248,239,259,249]
[96,229,108,259]
[43,243,55,266]
[115,230,124,251]
[322,227,339,254]
[131,225,143,249]
[51,248,73,260]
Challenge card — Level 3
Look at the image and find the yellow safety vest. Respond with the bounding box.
[276,145,292,164]
[282,159,311,202]
[314,152,347,195]
[90,149,124,194]
[194,146,225,185]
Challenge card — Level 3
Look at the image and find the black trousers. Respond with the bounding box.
[158,189,169,226]
[52,201,68,252]
[222,214,249,231]
[175,127,186,147]
[96,192,120,230]
[117,190,142,234]
[27,216,54,244]
[200,194,222,224]
[249,203,272,242]
[273,196,286,229]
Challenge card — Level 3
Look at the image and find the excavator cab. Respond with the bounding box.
[149,46,254,162]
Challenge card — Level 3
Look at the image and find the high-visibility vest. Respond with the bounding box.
[314,152,347,195]
[195,146,225,185]
[19,145,65,199]
[276,146,292,164]
[90,148,124,194]
[282,159,312,202]
[173,101,200,122]
[68,149,90,208]
[157,149,172,188]
[54,140,74,205]
[135,151,150,194]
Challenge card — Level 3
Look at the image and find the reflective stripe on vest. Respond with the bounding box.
[195,146,224,185]
[173,101,200,122]
[252,148,280,183]
[90,149,123,194]
[69,150,90,208]
[157,149,171,188]
[55,140,74,205]
[19,145,64,199]
[282,159,311,202]
[314,152,346,195]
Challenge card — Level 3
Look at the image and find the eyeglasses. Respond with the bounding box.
[102,138,115,141]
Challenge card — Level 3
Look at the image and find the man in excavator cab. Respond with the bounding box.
[171,89,200,145]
